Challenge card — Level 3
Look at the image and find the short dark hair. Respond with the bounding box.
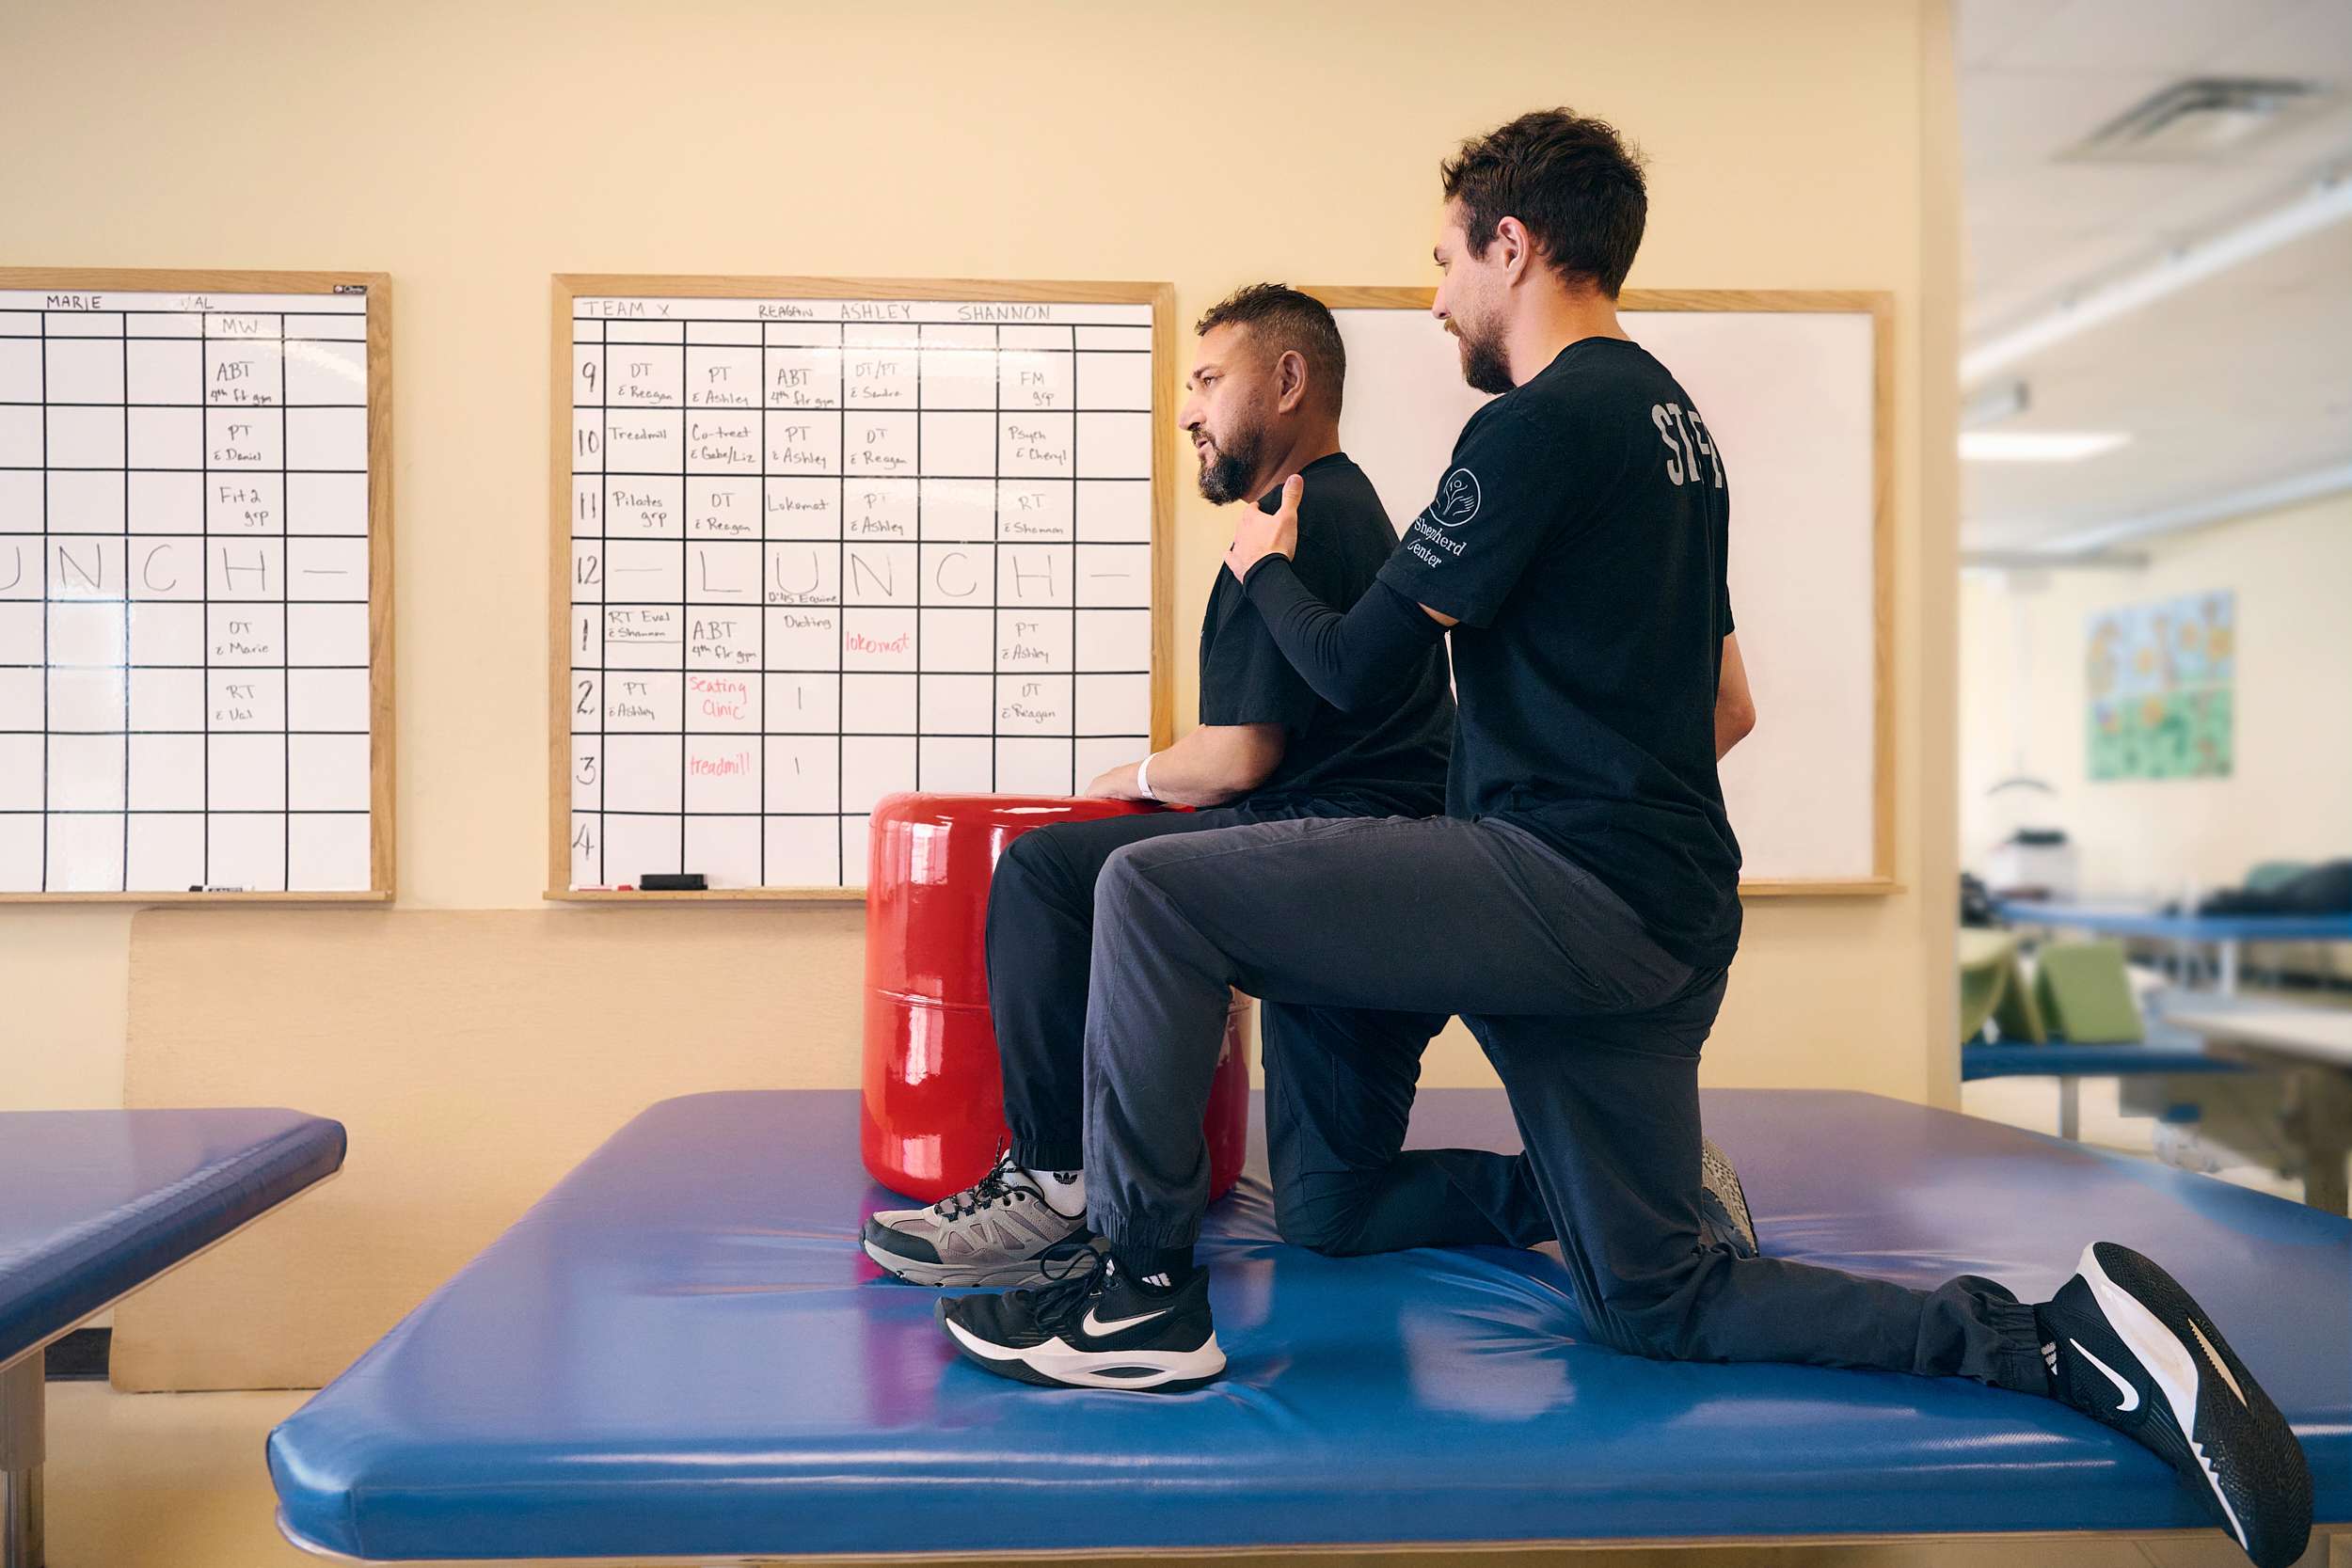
[1193,282,1345,414]
[1440,109,1647,297]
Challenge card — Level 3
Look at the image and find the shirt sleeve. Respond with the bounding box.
[1374,400,1566,627]
[1197,488,1331,731]
[1242,561,1446,713]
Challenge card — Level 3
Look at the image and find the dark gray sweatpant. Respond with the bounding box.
[988,802,1552,1255]
[1080,813,2049,1393]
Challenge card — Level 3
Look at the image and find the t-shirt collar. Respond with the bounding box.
[1254,451,1350,510]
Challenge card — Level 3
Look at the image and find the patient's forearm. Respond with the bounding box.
[1086,724,1282,807]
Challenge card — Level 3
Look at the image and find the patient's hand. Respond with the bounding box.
[1082,763,1145,800]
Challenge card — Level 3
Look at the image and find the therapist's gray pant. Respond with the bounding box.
[1080,814,2048,1393]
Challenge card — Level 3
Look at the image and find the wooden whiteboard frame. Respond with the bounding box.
[1307,286,1896,898]
[0,267,395,904]
[546,275,1177,903]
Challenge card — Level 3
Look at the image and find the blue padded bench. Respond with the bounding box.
[268,1088,2348,1561]
[1962,1040,2245,1081]
[3,1108,346,1567]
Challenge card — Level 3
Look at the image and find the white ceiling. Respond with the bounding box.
[1958,0,2352,549]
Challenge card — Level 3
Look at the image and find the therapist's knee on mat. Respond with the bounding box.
[1270,1175,1384,1258]
[1571,1250,1739,1362]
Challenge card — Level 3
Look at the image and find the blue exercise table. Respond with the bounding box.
[1,1108,345,1568]
[1997,898,2352,994]
[1962,1023,2244,1142]
[268,1088,2348,1561]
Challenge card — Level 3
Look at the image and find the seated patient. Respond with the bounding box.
[864,284,1755,1289]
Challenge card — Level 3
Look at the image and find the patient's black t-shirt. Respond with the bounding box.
[1200,452,1452,816]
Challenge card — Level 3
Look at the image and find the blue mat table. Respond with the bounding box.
[1996,899,2352,995]
[1961,1040,2245,1081]
[3,1108,346,1567]
[268,1088,2349,1561]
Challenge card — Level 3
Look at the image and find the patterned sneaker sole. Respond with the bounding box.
[2079,1242,2311,1568]
[1700,1137,1757,1258]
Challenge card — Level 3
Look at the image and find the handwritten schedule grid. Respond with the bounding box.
[0,289,373,894]
[567,296,1155,890]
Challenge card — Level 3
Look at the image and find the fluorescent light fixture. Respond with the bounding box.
[1962,171,2352,383]
[1960,550,2148,573]
[1961,430,2132,463]
[2041,461,2352,555]
[1962,379,2029,431]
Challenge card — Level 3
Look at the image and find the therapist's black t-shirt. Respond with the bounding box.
[1375,338,1742,966]
[1200,452,1453,816]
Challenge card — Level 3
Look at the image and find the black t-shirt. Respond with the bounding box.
[1200,452,1453,816]
[1375,338,1742,965]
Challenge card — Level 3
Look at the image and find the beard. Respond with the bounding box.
[1455,317,1515,395]
[1194,420,1265,504]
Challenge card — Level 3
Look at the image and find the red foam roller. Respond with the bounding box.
[863,792,1252,1205]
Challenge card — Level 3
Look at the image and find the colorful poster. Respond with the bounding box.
[2086,591,2234,781]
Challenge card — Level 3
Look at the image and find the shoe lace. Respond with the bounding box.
[1027,1242,1114,1333]
[935,1145,1031,1222]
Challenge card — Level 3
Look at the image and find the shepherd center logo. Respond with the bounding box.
[1432,467,1482,528]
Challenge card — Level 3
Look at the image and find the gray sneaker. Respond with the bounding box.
[1700,1136,1759,1259]
[863,1149,1099,1287]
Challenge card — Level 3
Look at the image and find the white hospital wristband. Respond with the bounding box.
[1135,751,1160,802]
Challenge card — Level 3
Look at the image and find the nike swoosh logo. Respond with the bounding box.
[1082,1303,1171,1337]
[2189,1321,2248,1406]
[2073,1339,2141,1413]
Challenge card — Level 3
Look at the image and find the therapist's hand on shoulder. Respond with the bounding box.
[1223,472,1301,582]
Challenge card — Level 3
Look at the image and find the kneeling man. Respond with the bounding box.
[865,282,1753,1295]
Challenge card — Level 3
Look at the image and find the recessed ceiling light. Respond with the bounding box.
[1960,431,2133,463]
[2061,78,2337,164]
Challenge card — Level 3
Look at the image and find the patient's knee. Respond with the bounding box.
[996,826,1057,885]
[993,827,1080,910]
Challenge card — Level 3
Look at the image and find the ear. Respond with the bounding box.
[1273,348,1310,415]
[1494,216,1533,286]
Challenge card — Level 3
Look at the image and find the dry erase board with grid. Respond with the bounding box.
[0,271,393,902]
[551,277,1173,898]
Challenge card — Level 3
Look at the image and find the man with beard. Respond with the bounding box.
[933,112,2311,1568]
[863,283,1468,1286]
[866,282,1758,1292]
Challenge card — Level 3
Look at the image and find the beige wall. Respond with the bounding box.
[4,0,1960,1213]
[1960,491,2352,900]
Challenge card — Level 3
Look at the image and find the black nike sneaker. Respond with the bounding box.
[937,1252,1225,1392]
[2037,1242,2311,1568]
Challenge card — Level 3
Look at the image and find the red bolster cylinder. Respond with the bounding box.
[863,792,1251,1206]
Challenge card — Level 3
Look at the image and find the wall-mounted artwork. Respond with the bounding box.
[2087,591,2233,781]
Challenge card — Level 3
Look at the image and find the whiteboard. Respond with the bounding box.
[0,273,389,899]
[554,278,1168,895]
[1325,293,1889,891]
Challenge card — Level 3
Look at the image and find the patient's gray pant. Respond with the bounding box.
[1079,814,2048,1392]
